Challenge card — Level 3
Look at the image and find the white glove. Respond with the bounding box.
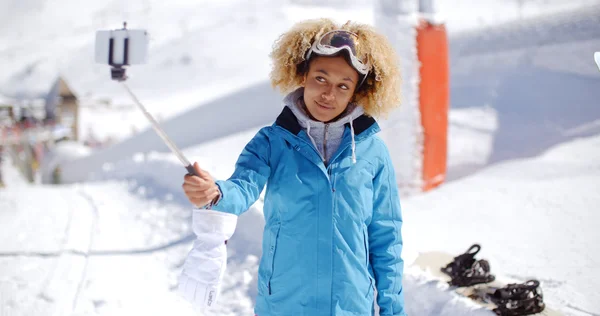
[178,208,237,310]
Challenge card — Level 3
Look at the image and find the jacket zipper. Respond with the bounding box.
[323,123,329,165]
[327,167,335,192]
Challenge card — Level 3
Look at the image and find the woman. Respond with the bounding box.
[182,18,406,316]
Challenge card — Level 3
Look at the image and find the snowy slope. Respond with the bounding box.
[402,133,600,315]
[434,0,600,33]
[2,1,600,316]
[0,0,375,143]
[447,4,600,181]
[57,2,600,186]
[3,112,599,316]
[0,0,284,100]
[2,0,597,143]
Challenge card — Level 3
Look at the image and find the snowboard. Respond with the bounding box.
[411,251,563,316]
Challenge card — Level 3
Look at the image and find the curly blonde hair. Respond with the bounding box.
[269,18,401,118]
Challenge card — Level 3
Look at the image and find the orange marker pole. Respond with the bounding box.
[416,14,449,191]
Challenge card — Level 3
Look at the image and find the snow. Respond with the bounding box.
[39,141,92,184]
[5,114,599,315]
[402,133,600,315]
[434,0,600,33]
[0,93,13,105]
[2,1,600,316]
[373,0,423,194]
[58,82,284,184]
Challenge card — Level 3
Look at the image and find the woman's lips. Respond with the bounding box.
[316,101,333,110]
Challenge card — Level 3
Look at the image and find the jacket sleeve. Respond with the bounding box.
[368,142,406,316]
[210,127,272,216]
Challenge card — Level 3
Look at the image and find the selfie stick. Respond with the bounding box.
[121,83,198,176]
[105,22,199,177]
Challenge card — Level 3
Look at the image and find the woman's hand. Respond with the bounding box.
[182,162,220,208]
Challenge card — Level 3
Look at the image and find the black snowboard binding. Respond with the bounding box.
[490,280,545,316]
[441,244,495,287]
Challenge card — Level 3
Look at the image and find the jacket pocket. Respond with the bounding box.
[362,225,369,266]
[266,222,281,295]
[362,225,374,298]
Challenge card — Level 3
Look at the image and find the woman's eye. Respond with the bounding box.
[339,84,349,90]
[316,76,326,82]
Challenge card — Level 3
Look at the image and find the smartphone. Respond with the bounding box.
[95,29,149,66]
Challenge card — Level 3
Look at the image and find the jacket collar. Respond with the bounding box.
[275,106,378,139]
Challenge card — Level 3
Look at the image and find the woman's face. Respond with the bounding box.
[302,55,359,122]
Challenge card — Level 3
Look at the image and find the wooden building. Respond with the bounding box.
[45,77,79,141]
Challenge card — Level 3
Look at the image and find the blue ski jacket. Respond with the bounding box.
[210,106,406,316]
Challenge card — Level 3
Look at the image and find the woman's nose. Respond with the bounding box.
[321,86,335,102]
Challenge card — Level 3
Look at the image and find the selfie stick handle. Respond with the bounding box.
[121,82,199,176]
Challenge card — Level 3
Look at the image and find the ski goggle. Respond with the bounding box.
[305,30,371,78]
